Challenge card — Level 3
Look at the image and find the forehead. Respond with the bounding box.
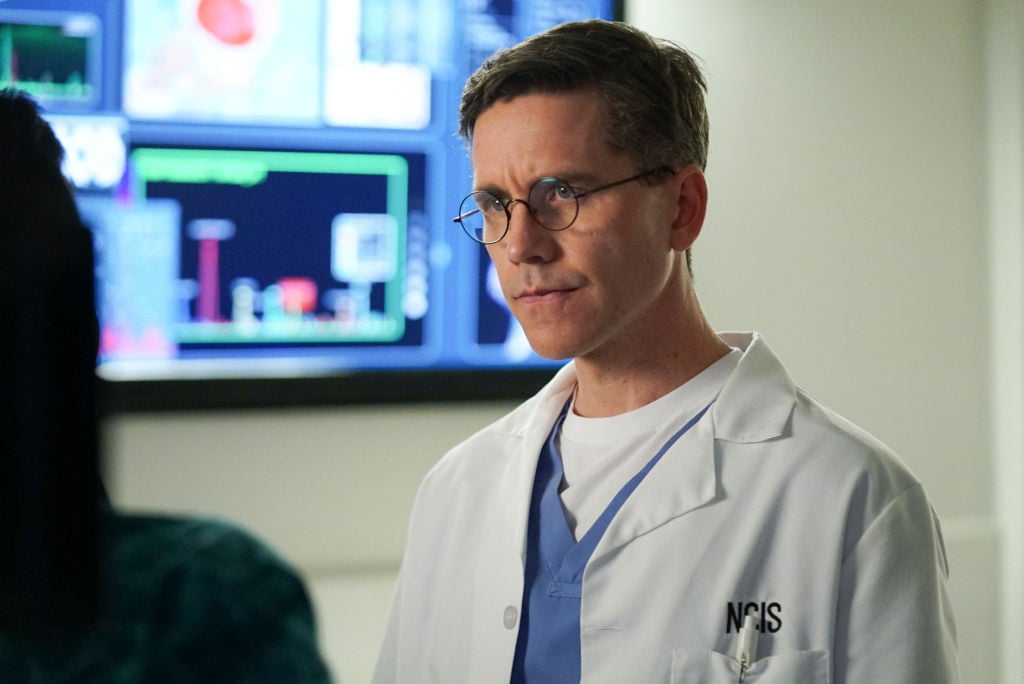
[470,90,623,182]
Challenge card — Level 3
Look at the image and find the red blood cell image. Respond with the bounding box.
[197,0,255,46]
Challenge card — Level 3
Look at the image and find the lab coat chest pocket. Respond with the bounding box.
[670,648,830,683]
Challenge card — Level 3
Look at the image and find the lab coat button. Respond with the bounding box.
[503,605,518,629]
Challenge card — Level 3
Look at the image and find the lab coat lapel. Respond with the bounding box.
[498,363,579,561]
[467,365,577,681]
[590,412,718,560]
[589,332,797,561]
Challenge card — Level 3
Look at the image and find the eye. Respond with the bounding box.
[471,192,505,215]
[553,182,575,200]
[533,178,576,205]
[483,195,506,214]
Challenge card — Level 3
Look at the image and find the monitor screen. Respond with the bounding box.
[0,8,102,108]
[1,0,623,410]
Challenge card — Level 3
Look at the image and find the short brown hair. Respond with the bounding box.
[458,20,709,172]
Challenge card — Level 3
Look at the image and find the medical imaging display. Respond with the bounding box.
[0,0,618,408]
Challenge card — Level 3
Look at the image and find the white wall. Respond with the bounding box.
[983,0,1024,677]
[106,1,1022,682]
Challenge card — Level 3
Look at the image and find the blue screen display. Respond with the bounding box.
[1,0,619,407]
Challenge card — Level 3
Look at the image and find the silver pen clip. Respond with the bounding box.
[735,614,760,683]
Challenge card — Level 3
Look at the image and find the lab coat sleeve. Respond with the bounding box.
[834,482,958,683]
[371,567,405,684]
[371,478,435,684]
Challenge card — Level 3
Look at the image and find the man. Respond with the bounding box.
[0,88,333,683]
[373,20,957,683]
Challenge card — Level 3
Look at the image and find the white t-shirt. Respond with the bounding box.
[557,349,741,540]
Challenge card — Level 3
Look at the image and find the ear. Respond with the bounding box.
[668,165,708,253]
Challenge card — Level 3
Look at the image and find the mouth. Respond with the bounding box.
[515,286,576,304]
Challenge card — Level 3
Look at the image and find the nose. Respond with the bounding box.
[501,200,556,264]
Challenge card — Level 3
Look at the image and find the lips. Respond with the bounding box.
[515,286,576,302]
[519,288,560,297]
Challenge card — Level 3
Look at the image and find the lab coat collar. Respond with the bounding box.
[501,333,797,561]
[713,331,797,443]
[591,331,798,559]
[520,331,796,443]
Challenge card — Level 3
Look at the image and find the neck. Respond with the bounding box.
[571,293,731,418]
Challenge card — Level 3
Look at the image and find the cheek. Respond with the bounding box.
[585,212,671,275]
[485,248,514,297]
[591,229,676,311]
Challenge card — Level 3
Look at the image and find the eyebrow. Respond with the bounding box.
[473,182,509,198]
[473,171,598,196]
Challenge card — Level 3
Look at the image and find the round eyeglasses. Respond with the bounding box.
[453,167,674,245]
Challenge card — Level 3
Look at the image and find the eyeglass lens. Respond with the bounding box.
[457,177,581,244]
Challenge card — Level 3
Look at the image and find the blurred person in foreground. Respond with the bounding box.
[0,87,332,684]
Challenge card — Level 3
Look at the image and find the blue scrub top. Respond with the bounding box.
[511,399,713,683]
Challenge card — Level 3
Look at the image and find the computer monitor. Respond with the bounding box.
[1,0,624,410]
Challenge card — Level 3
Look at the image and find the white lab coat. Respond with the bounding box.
[373,332,958,683]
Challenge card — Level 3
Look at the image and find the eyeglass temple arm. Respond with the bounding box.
[453,207,482,224]
[575,166,676,200]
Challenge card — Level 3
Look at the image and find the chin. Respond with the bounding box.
[534,350,574,363]
[521,333,578,362]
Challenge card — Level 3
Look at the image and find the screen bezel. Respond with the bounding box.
[98,366,561,412]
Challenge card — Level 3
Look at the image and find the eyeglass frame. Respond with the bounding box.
[452,166,676,245]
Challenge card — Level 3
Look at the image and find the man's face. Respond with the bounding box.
[470,89,686,363]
